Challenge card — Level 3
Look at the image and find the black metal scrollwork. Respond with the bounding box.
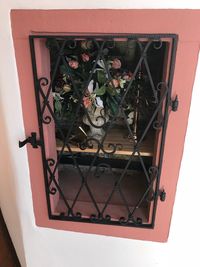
[153,39,163,50]
[38,77,53,124]
[29,34,178,228]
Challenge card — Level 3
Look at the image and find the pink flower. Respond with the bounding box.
[112,58,121,69]
[68,60,79,69]
[123,72,133,82]
[83,96,92,108]
[110,79,120,88]
[81,53,90,62]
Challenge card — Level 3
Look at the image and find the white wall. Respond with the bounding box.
[0,1,200,267]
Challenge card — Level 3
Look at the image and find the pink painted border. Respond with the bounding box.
[11,10,200,242]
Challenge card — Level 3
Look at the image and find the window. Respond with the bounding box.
[26,34,177,228]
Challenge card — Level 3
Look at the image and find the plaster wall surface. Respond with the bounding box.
[0,1,200,267]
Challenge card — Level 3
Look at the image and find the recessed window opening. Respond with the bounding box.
[29,34,177,228]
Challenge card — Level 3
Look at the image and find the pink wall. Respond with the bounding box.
[11,9,200,242]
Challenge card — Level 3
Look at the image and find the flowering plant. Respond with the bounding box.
[49,39,149,129]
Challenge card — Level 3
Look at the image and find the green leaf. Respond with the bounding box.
[106,86,116,96]
[60,65,72,75]
[94,85,106,96]
[110,101,118,115]
[63,75,67,82]
[60,65,67,75]
[106,97,118,116]
[97,70,107,84]
[54,100,62,114]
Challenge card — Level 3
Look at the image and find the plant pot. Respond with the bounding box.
[82,107,109,140]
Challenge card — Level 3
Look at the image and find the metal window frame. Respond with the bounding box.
[28,33,178,229]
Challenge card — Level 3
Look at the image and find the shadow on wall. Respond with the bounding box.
[0,103,27,267]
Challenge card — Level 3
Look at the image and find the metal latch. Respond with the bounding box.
[19,132,41,148]
[171,95,179,112]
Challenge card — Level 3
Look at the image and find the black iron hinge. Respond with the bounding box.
[150,189,166,202]
[19,132,41,149]
[158,189,166,202]
[170,95,179,112]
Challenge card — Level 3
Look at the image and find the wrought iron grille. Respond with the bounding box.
[29,34,178,228]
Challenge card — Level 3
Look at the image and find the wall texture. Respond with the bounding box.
[0,1,200,267]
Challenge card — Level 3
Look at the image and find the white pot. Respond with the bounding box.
[83,107,109,140]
